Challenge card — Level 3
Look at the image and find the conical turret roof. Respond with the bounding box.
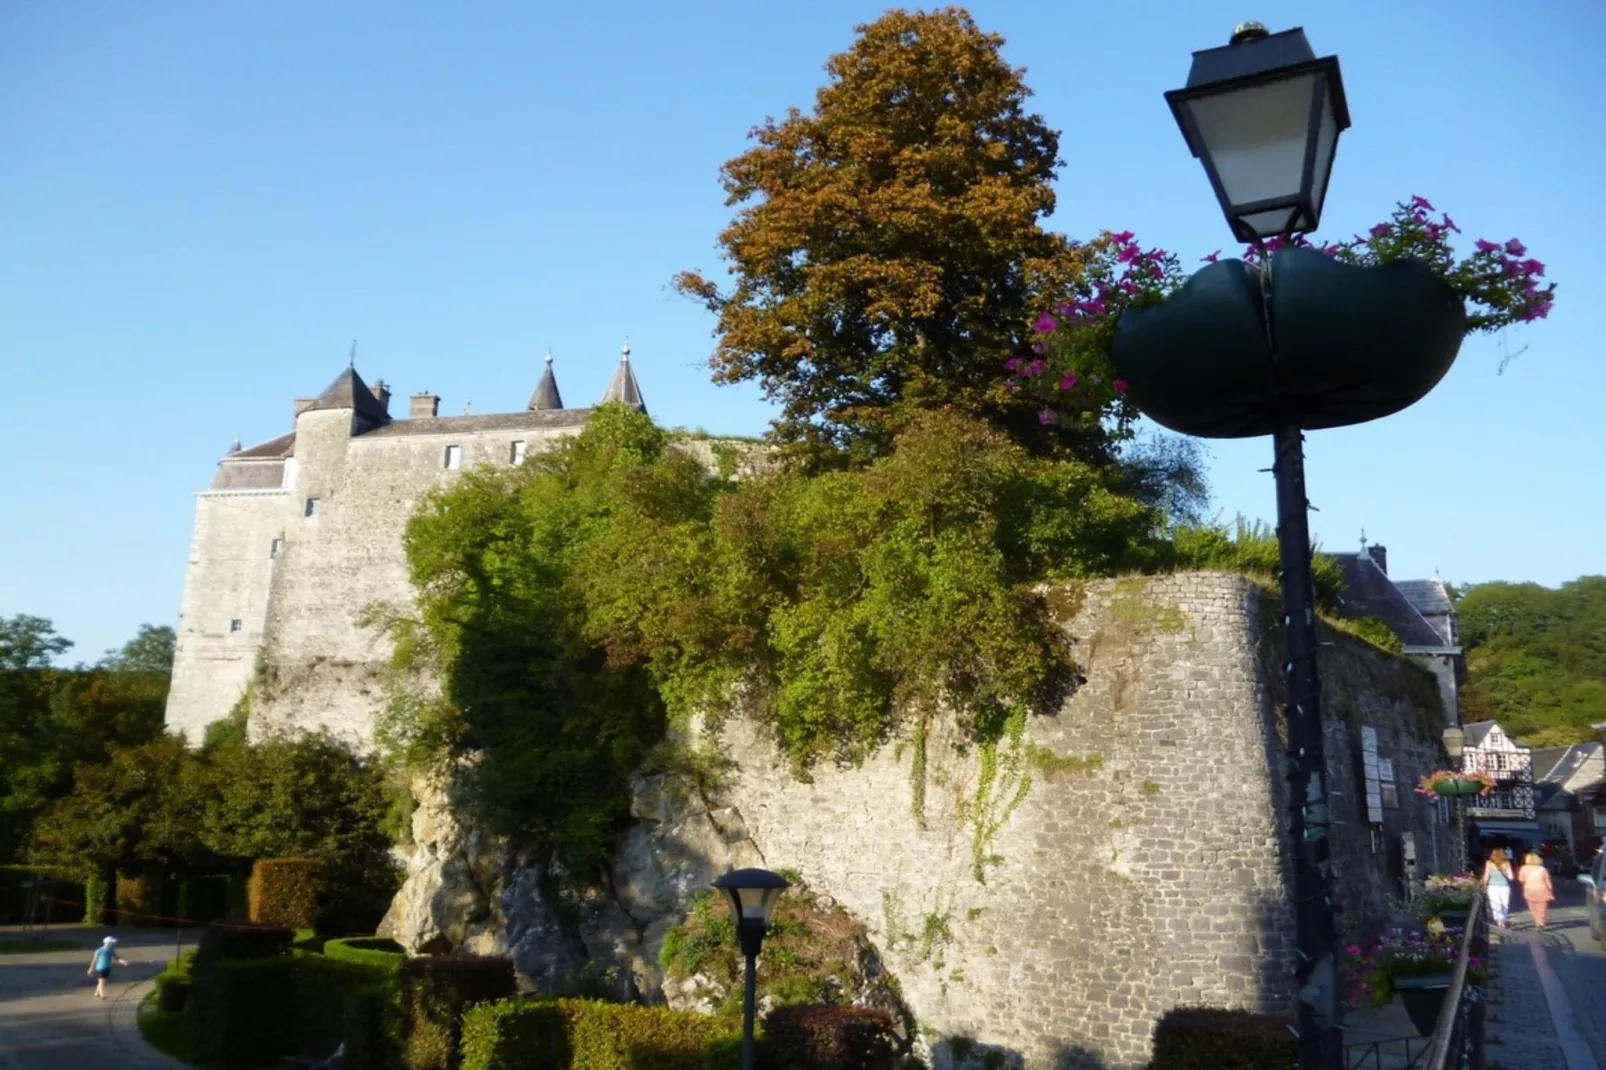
[306,366,391,423]
[528,351,565,411]
[600,343,646,412]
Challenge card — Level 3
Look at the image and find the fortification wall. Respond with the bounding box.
[380,571,1455,1069]
[165,489,288,743]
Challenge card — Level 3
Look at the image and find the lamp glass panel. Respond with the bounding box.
[1238,207,1302,238]
[736,886,780,922]
[1186,72,1319,217]
[1307,86,1339,228]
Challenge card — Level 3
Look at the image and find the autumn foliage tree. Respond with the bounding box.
[675,8,1095,464]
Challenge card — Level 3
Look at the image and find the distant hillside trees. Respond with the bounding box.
[1455,576,1606,746]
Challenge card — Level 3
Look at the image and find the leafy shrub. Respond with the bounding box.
[326,935,407,971]
[195,922,295,961]
[1150,1008,1297,1070]
[296,954,399,1053]
[400,955,517,1070]
[760,1004,900,1069]
[459,997,741,1070]
[1168,517,1345,611]
[83,871,108,925]
[344,982,405,1070]
[156,975,190,1012]
[249,857,323,929]
[115,870,166,926]
[190,955,301,1067]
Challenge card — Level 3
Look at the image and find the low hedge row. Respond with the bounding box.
[401,955,519,1070]
[762,1004,900,1069]
[1150,1007,1297,1070]
[326,936,407,971]
[459,998,741,1070]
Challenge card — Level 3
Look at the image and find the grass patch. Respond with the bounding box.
[0,939,79,954]
[138,992,197,1064]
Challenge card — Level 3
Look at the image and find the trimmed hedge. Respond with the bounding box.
[176,874,237,924]
[115,871,166,926]
[249,858,323,930]
[1150,1007,1298,1070]
[190,954,302,1067]
[84,871,109,925]
[761,1004,900,1069]
[196,922,296,961]
[400,955,518,1070]
[459,998,742,1070]
[345,981,406,1070]
[326,936,407,971]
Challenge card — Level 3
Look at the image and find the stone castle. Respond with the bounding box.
[164,346,647,745]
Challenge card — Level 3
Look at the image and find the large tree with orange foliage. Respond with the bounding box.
[675,8,1097,465]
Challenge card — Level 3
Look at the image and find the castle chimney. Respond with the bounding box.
[294,398,315,420]
[410,393,440,419]
[371,379,391,415]
[1367,544,1388,575]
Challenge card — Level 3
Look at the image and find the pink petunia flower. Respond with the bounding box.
[1411,195,1435,212]
[1110,230,1136,245]
[1475,239,1501,254]
[1202,250,1221,264]
[1059,372,1078,390]
[1116,245,1140,265]
[1113,379,1128,394]
[1004,357,1022,372]
[1369,224,1392,239]
[1034,313,1058,334]
[1505,239,1527,256]
[1442,213,1460,234]
[1037,409,1056,426]
[1520,259,1546,277]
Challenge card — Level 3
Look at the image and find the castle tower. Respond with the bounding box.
[599,342,646,412]
[528,351,564,411]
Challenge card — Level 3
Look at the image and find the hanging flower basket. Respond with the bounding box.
[1416,770,1495,798]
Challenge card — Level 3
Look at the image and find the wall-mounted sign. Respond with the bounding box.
[1361,726,1383,824]
[1379,758,1395,784]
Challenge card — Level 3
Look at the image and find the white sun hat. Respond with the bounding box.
[103,936,117,945]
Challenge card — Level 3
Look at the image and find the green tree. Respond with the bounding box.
[1458,576,1606,744]
[29,736,195,878]
[98,624,177,674]
[674,7,1096,465]
[0,615,72,669]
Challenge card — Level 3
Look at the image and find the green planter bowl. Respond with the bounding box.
[1111,248,1467,439]
[1394,974,1453,1036]
[1430,777,1488,798]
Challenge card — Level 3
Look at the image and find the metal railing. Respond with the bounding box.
[1422,890,1487,1070]
[1344,1034,1431,1068]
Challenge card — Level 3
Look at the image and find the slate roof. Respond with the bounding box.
[1330,552,1448,648]
[306,367,391,424]
[1396,578,1456,617]
[528,354,564,411]
[358,409,591,438]
[1533,745,1572,783]
[210,461,287,490]
[601,347,646,411]
[1463,720,1499,748]
[231,432,296,459]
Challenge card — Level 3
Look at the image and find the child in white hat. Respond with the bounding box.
[87,937,128,1000]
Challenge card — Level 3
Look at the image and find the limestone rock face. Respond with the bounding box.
[379,766,769,1002]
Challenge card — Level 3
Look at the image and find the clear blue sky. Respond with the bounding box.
[2,1,1600,663]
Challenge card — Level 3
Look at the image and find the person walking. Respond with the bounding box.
[87,936,128,1000]
[1482,848,1515,929]
[1518,851,1556,929]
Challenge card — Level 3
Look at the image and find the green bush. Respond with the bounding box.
[295,954,399,1053]
[249,857,323,929]
[459,998,741,1070]
[1150,1007,1297,1070]
[326,936,408,971]
[156,975,190,1013]
[190,954,301,1067]
[400,955,518,1070]
[196,922,295,961]
[345,982,405,1070]
[84,871,108,925]
[760,1004,899,1069]
[177,874,236,924]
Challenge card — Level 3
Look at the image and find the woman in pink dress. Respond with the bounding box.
[1518,851,1556,929]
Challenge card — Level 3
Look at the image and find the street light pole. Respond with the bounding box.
[1272,420,1342,1068]
[713,868,790,1070]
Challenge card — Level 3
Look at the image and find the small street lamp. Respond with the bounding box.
[1165,22,1351,242]
[713,867,790,1070]
[1442,726,1471,873]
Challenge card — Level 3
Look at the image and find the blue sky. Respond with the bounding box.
[2,1,1600,663]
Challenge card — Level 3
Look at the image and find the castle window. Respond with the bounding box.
[510,440,527,465]
[270,538,283,558]
[229,619,242,633]
[305,498,320,517]
[444,445,462,470]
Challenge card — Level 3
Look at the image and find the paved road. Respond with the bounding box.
[1488,880,1606,1070]
[0,927,188,1070]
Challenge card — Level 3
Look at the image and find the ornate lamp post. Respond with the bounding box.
[712,867,790,1070]
[1112,23,1468,1070]
[1440,727,1472,873]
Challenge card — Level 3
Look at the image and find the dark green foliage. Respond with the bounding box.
[115,869,166,925]
[83,871,108,924]
[1149,1007,1297,1070]
[458,997,741,1070]
[0,615,72,669]
[97,624,177,674]
[760,1004,900,1069]
[190,954,301,1067]
[399,955,518,1070]
[176,873,236,924]
[345,982,406,1070]
[295,954,402,1054]
[249,857,322,929]
[1457,576,1606,745]
[325,936,407,970]
[386,406,1168,863]
[1350,617,1406,655]
[157,975,190,1012]
[196,922,295,961]
[0,864,78,924]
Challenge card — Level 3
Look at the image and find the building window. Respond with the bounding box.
[229,619,242,633]
[305,498,321,517]
[444,445,462,470]
[270,538,283,558]
[510,440,526,465]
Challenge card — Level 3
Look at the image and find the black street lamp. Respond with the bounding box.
[713,867,790,1070]
[1165,22,1351,243]
[1441,727,1472,873]
[1111,22,1468,1070]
